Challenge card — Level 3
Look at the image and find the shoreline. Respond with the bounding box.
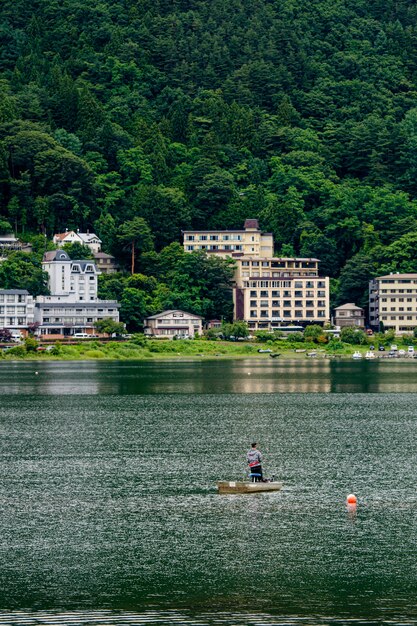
[1,349,415,363]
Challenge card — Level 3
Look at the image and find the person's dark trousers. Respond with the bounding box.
[250,465,263,482]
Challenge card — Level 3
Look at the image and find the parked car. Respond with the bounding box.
[369,345,375,350]
[258,348,273,353]
[408,346,415,354]
[399,349,406,356]
[390,344,398,351]
[378,345,385,351]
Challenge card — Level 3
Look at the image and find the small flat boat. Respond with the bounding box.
[352,351,362,359]
[217,480,283,494]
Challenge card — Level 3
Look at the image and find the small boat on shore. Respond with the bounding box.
[217,480,283,494]
[352,351,362,359]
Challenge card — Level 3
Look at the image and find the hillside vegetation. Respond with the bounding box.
[2,0,417,313]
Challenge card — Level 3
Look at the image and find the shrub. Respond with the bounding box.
[304,325,324,342]
[24,337,38,352]
[287,332,304,343]
[7,346,26,357]
[84,349,106,359]
[340,327,367,345]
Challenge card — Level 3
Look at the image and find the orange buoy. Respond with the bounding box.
[346,493,357,505]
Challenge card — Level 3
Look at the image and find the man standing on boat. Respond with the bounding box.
[247,442,263,482]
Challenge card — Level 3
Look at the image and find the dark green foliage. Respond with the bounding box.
[0,252,48,295]
[97,246,234,330]
[3,0,417,312]
[62,242,94,260]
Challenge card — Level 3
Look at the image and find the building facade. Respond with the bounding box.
[369,274,417,334]
[35,299,120,337]
[333,303,365,328]
[183,219,330,330]
[93,252,118,274]
[144,310,203,338]
[53,230,102,253]
[35,250,120,338]
[0,290,34,335]
[183,219,274,258]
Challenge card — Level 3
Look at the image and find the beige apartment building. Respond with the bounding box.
[183,219,274,258]
[183,219,330,330]
[369,274,417,334]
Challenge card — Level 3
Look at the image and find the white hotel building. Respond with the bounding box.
[0,290,34,335]
[35,250,120,338]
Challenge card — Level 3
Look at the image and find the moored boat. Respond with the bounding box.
[352,351,362,359]
[217,480,283,494]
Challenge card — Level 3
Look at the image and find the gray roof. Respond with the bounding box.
[376,273,417,280]
[43,250,71,262]
[334,303,364,311]
[0,289,29,294]
[146,309,203,320]
[94,252,115,259]
[71,260,97,271]
[35,301,119,309]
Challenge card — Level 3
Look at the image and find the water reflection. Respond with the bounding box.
[2,360,417,394]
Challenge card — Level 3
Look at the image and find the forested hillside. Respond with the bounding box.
[2,0,417,310]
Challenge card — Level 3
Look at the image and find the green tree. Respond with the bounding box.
[303,325,324,342]
[94,318,125,336]
[120,288,148,331]
[117,217,154,274]
[0,252,48,296]
[62,242,94,260]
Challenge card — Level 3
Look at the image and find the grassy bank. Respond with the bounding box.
[0,337,414,361]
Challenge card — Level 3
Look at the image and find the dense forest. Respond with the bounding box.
[2,0,417,320]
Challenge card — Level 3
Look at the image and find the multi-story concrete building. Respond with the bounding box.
[144,310,203,338]
[369,274,417,334]
[35,250,120,338]
[0,290,34,336]
[35,299,120,337]
[183,219,274,258]
[43,250,99,302]
[183,219,330,330]
[236,273,329,331]
[333,303,365,328]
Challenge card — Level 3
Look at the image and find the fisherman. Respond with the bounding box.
[247,442,263,482]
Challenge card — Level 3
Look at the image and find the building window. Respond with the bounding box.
[250,300,257,307]
[260,311,269,318]
[283,301,291,307]
[250,311,257,318]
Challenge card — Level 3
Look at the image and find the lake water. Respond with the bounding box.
[1,360,417,626]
